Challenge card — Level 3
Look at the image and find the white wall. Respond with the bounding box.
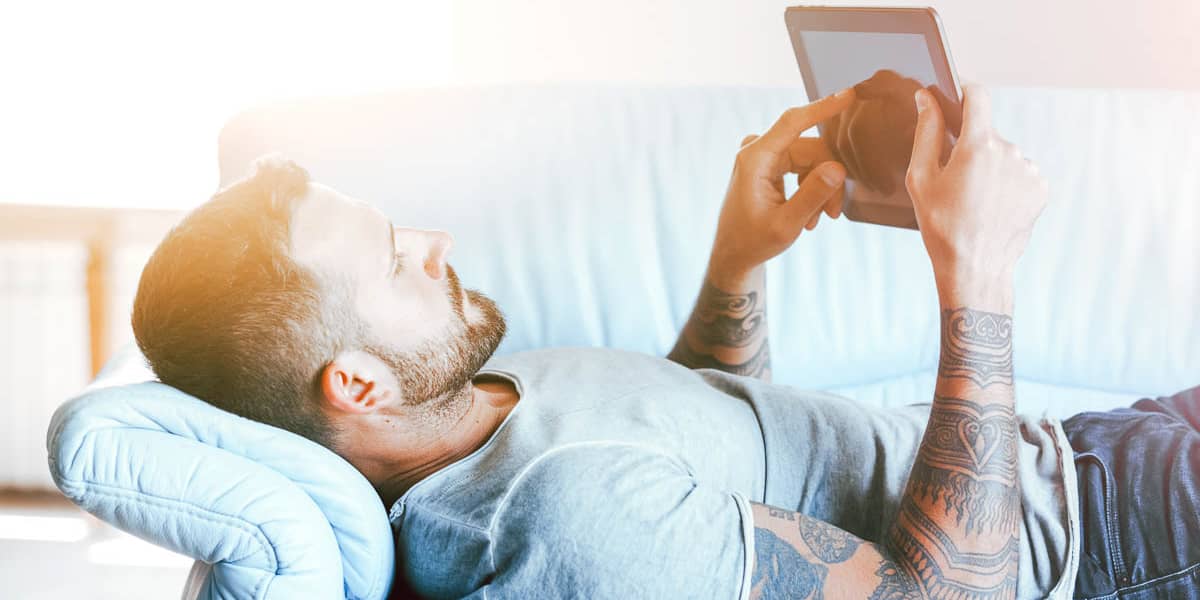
[451,0,1200,89]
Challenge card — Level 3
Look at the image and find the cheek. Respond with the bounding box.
[356,277,454,342]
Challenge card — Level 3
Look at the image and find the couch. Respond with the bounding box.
[48,84,1200,599]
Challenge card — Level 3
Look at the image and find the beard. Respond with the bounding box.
[365,265,507,410]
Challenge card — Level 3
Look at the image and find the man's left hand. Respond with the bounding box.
[709,89,856,283]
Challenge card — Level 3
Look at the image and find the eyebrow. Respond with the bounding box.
[385,219,397,274]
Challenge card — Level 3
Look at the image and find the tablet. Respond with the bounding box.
[785,6,962,230]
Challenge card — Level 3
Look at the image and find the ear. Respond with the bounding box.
[319,350,399,414]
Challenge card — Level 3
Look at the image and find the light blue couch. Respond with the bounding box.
[49,85,1200,599]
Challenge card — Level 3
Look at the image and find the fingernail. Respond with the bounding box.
[914,90,928,111]
[819,165,844,186]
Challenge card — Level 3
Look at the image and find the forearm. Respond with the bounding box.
[886,274,1021,598]
[667,265,771,380]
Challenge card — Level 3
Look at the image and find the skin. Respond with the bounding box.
[670,84,1047,599]
[288,184,519,506]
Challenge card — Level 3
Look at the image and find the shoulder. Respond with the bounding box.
[482,347,702,391]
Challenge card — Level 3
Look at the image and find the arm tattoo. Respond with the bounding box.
[888,498,1019,599]
[880,303,1020,599]
[938,308,1014,388]
[910,398,1020,532]
[753,527,827,599]
[693,280,765,348]
[669,337,771,377]
[798,517,861,563]
[668,279,772,378]
[869,561,923,600]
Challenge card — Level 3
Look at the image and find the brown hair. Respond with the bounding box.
[132,156,350,449]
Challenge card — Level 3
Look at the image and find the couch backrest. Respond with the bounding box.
[218,85,1199,416]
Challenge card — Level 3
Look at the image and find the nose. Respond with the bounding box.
[420,230,454,280]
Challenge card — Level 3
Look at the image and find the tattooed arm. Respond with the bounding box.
[668,267,772,379]
[745,86,1046,598]
[746,302,1019,600]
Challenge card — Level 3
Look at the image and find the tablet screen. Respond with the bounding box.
[800,31,939,98]
[785,7,962,229]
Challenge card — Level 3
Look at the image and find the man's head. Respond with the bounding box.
[133,156,506,459]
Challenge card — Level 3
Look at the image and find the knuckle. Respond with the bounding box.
[735,147,756,167]
[766,219,791,244]
[905,169,926,190]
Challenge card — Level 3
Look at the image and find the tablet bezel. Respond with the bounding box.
[785,6,962,135]
[784,6,963,230]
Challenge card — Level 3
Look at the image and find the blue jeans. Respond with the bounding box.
[1064,385,1200,599]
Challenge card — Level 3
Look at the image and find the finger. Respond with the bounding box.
[908,88,946,180]
[787,137,834,171]
[837,102,866,182]
[741,134,760,148]
[781,161,845,233]
[824,184,844,218]
[822,113,843,163]
[756,88,856,154]
[805,211,821,231]
[960,83,992,140]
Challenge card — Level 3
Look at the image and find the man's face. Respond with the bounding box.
[289,183,506,406]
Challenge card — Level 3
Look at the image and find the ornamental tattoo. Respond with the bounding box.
[693,280,765,348]
[875,303,1021,599]
[668,336,771,378]
[888,498,1019,600]
[938,308,1014,388]
[798,516,862,564]
[668,277,771,378]
[911,397,1020,533]
[867,561,922,600]
[882,397,1021,597]
[753,527,827,600]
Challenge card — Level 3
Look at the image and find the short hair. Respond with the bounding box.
[132,157,348,449]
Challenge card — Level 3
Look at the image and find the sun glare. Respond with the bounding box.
[0,1,452,209]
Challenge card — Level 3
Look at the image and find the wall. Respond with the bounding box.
[451,0,1200,89]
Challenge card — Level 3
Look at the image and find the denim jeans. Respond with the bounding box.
[1063,385,1200,599]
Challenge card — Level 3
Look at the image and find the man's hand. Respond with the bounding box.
[669,90,855,381]
[709,89,856,284]
[906,84,1049,309]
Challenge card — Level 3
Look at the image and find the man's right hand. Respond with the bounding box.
[906,85,1049,309]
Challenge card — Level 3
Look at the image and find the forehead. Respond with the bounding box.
[288,182,389,275]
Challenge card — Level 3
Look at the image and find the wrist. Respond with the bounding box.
[934,264,1015,314]
[705,257,764,291]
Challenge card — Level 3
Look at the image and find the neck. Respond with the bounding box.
[371,377,518,508]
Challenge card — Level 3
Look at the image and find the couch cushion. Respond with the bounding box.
[217,85,1198,413]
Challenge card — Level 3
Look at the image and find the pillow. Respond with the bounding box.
[46,350,393,600]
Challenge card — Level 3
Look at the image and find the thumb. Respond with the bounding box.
[908,89,945,180]
[782,161,845,233]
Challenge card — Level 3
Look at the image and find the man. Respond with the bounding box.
[132,85,1199,599]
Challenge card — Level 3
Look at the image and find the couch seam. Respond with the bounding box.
[71,481,275,599]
